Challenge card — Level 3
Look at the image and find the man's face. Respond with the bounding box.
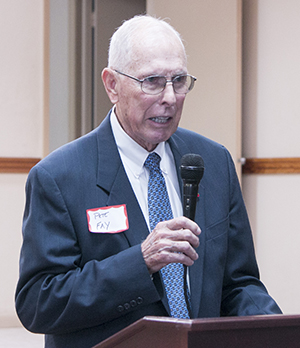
[114,33,187,152]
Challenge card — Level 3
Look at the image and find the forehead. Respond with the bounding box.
[128,27,187,75]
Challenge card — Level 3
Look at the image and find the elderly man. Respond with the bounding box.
[16,15,281,348]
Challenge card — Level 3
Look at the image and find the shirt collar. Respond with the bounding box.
[110,107,169,177]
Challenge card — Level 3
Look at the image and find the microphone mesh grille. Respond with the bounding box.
[180,154,204,182]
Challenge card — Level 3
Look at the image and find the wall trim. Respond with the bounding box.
[2,157,300,175]
[242,157,300,174]
[0,157,41,173]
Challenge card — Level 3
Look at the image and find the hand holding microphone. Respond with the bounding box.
[142,154,204,275]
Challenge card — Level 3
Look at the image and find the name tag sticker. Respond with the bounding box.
[86,204,129,233]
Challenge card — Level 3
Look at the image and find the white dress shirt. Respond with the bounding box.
[110,107,183,231]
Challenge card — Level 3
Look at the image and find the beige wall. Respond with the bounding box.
[242,0,300,314]
[0,1,45,158]
[0,1,45,326]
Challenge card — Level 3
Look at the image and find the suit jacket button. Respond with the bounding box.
[137,297,143,305]
[124,303,130,310]
[130,300,137,307]
[117,305,124,312]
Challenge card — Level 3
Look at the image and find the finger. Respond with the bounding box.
[157,243,198,262]
[166,228,200,249]
[147,245,197,269]
[164,216,201,236]
[142,238,198,274]
[151,224,200,249]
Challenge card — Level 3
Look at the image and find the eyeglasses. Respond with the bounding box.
[114,70,197,95]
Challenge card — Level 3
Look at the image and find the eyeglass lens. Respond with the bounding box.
[142,75,194,95]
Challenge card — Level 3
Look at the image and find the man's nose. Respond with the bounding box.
[161,81,177,104]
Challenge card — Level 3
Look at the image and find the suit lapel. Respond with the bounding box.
[95,113,150,247]
[168,133,206,318]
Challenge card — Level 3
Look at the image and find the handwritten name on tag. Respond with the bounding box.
[86,204,129,233]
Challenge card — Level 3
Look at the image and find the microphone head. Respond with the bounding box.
[180,154,204,183]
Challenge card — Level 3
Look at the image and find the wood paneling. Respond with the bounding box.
[0,158,40,173]
[242,158,300,174]
[2,157,300,175]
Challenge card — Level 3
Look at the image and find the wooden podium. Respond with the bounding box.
[94,315,300,348]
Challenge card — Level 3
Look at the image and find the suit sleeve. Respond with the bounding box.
[15,165,162,334]
[220,150,282,316]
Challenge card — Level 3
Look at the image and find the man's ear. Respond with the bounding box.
[101,68,119,104]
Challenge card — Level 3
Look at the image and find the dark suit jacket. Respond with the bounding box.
[15,111,281,348]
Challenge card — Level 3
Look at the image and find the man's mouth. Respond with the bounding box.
[149,116,171,124]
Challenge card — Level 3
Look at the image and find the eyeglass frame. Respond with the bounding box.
[113,69,197,95]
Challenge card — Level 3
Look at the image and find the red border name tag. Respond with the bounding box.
[86,204,129,233]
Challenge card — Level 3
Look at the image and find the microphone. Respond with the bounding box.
[180,153,204,319]
[180,154,205,221]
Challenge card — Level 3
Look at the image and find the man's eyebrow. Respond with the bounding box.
[141,71,187,78]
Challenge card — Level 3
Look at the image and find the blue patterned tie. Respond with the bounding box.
[144,152,190,319]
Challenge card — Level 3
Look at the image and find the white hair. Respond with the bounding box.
[108,15,186,71]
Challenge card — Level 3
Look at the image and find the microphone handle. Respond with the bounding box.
[184,264,193,318]
[182,182,199,221]
[182,182,199,318]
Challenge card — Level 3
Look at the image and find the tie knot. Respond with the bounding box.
[144,152,161,171]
